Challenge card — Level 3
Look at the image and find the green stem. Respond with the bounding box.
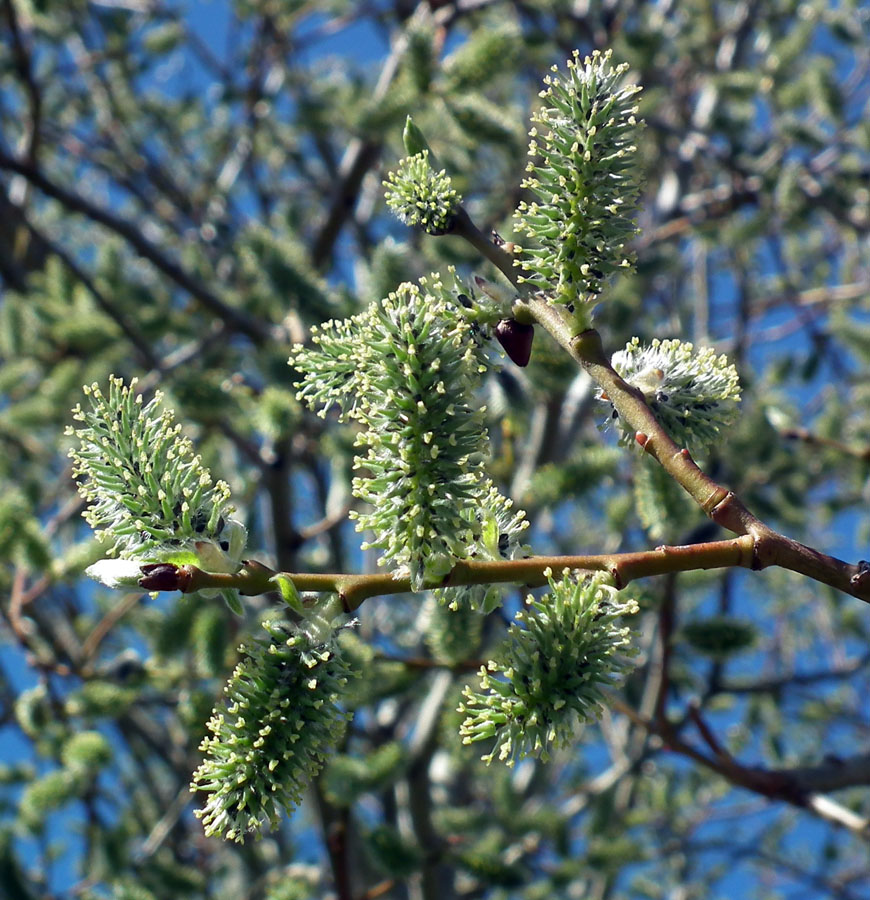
[451,208,523,291]
[179,536,757,610]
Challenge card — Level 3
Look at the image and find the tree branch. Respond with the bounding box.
[610,695,870,839]
[0,150,271,342]
[514,297,870,604]
[3,0,42,165]
[145,535,758,608]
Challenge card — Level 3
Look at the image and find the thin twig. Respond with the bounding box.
[168,535,758,609]
[712,651,870,695]
[687,702,731,762]
[609,695,870,838]
[778,426,870,462]
[80,592,145,668]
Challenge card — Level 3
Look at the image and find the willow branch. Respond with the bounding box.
[513,296,870,604]
[141,535,758,609]
[450,207,522,290]
[778,426,870,462]
[786,753,870,794]
[609,695,870,838]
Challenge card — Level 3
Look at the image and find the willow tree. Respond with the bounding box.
[2,2,870,899]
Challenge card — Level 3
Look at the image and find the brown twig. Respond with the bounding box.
[512,300,870,605]
[439,203,870,603]
[687,701,731,763]
[712,651,870,695]
[356,879,397,900]
[652,575,676,725]
[779,426,870,462]
[609,695,870,838]
[299,503,354,541]
[8,566,33,642]
[79,592,145,668]
[163,535,758,610]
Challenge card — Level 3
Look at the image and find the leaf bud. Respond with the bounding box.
[139,562,189,592]
[494,319,534,367]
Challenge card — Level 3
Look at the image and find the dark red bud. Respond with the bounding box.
[139,563,183,591]
[495,318,534,367]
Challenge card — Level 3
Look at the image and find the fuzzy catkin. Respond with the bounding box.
[192,620,354,843]
[514,49,643,319]
[459,572,638,765]
[604,337,741,452]
[383,150,461,235]
[67,376,236,558]
[292,276,496,589]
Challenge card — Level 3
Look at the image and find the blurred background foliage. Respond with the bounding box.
[1,0,869,897]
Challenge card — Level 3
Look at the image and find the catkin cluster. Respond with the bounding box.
[459,572,638,765]
[383,150,461,235]
[67,377,245,577]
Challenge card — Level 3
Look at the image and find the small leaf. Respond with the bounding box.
[220,589,244,616]
[403,115,433,159]
[272,574,304,614]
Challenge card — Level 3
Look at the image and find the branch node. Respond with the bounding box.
[707,488,738,520]
[688,702,730,762]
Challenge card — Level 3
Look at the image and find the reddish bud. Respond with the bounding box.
[495,318,534,367]
[139,563,183,592]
